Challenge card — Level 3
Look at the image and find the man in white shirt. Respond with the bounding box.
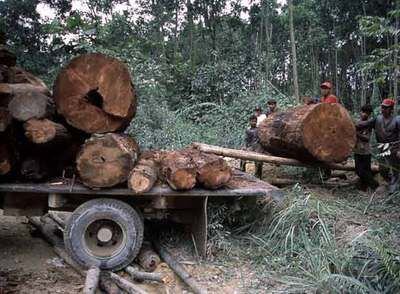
[255,106,266,127]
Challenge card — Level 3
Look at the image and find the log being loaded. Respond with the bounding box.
[258,103,356,163]
[53,53,136,134]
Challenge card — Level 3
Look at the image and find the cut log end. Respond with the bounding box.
[54,53,136,134]
[258,103,356,163]
[169,169,197,190]
[77,133,139,188]
[0,107,11,132]
[24,118,69,144]
[302,103,356,163]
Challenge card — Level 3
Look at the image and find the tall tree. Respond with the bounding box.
[288,0,299,102]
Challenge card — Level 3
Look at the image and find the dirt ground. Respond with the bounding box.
[0,212,83,294]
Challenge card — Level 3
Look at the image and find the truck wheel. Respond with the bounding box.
[63,198,144,271]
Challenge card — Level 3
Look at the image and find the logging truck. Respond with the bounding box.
[0,170,283,271]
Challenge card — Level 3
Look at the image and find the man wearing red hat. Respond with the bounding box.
[357,98,400,193]
[320,81,339,103]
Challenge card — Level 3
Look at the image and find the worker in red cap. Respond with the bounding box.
[320,81,339,103]
[356,98,400,193]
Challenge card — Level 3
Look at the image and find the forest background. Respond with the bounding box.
[1,0,399,149]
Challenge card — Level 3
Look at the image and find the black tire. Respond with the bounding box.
[63,198,144,271]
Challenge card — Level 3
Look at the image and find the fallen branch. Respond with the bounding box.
[83,266,100,294]
[191,142,379,173]
[125,266,167,283]
[153,241,207,294]
[109,272,149,294]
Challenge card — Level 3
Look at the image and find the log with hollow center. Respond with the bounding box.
[258,103,356,163]
[53,53,136,134]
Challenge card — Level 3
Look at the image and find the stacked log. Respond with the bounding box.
[258,103,356,163]
[0,50,234,194]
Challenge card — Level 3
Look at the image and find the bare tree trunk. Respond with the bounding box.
[288,0,300,102]
[394,8,399,112]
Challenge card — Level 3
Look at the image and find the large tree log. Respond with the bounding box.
[8,90,54,121]
[188,149,232,189]
[128,152,160,194]
[258,103,356,163]
[192,142,379,172]
[160,150,197,191]
[24,118,70,144]
[54,53,136,133]
[77,133,139,188]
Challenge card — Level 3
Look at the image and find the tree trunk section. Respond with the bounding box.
[128,152,159,194]
[188,149,232,189]
[8,90,54,121]
[24,118,70,144]
[54,53,136,133]
[160,150,197,191]
[258,103,356,163]
[77,133,139,188]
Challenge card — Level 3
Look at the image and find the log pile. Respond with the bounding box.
[0,50,233,193]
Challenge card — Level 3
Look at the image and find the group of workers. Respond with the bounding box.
[242,81,400,194]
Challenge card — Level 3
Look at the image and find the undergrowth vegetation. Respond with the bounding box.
[207,185,400,293]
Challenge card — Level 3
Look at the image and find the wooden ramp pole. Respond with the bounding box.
[191,142,379,173]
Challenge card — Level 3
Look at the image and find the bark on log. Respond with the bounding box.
[8,90,54,121]
[128,152,160,194]
[191,142,379,172]
[24,118,70,144]
[188,149,232,189]
[0,107,11,132]
[160,150,197,191]
[53,53,136,133]
[100,272,123,294]
[83,266,100,294]
[77,133,139,188]
[125,266,167,283]
[136,243,161,272]
[8,67,49,92]
[109,272,148,294]
[153,241,207,294]
[258,103,356,163]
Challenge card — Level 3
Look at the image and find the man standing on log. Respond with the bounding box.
[357,99,400,193]
[240,115,263,178]
[320,81,339,104]
[354,104,379,191]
